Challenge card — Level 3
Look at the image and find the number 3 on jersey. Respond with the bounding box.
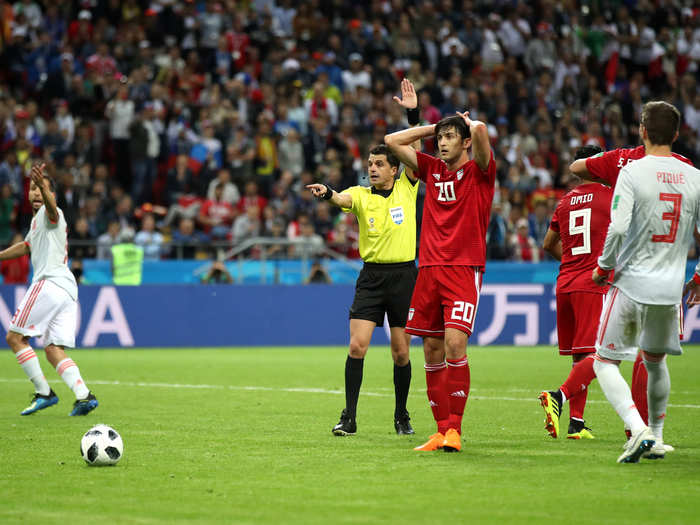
[436,181,456,202]
[652,193,682,243]
[569,208,591,255]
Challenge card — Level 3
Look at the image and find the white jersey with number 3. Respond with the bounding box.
[24,206,78,300]
[598,154,700,305]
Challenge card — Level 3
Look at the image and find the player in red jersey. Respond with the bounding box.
[570,143,692,446]
[537,145,612,439]
[385,111,496,452]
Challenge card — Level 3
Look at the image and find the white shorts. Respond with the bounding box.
[9,280,77,348]
[596,287,682,361]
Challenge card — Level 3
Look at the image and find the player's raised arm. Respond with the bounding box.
[30,163,59,223]
[542,228,562,261]
[306,184,352,209]
[457,111,490,171]
[594,168,634,284]
[570,158,591,179]
[384,124,435,173]
[392,78,422,181]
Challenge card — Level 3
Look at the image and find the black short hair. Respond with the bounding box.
[574,144,603,161]
[434,115,470,140]
[369,144,400,168]
[641,101,681,146]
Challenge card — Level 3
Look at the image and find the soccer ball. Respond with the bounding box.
[80,424,124,466]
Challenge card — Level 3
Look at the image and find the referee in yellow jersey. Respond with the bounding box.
[307,142,419,436]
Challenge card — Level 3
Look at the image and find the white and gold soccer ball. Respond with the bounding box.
[80,424,124,466]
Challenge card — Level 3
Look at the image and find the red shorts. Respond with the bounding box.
[557,291,605,356]
[405,266,482,337]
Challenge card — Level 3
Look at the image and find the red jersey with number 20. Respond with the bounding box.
[585,145,692,187]
[415,150,496,268]
[549,183,613,294]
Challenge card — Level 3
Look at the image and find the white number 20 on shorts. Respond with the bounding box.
[451,301,475,324]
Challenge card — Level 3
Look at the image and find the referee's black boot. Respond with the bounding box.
[332,409,357,436]
[394,411,414,435]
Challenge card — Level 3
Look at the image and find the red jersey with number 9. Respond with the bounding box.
[585,145,692,186]
[415,150,497,268]
[550,183,613,294]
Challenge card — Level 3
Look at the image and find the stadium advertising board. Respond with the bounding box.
[0,285,698,347]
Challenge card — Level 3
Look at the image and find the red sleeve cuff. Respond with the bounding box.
[24,241,30,248]
[596,265,611,277]
[693,273,700,285]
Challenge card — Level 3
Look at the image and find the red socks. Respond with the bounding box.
[425,362,449,434]
[631,352,649,425]
[560,354,596,420]
[446,357,470,433]
[560,355,596,399]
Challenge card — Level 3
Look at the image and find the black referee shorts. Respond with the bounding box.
[349,261,418,327]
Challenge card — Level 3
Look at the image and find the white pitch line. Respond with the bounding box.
[0,378,699,408]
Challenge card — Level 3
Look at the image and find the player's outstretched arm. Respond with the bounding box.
[30,163,59,223]
[542,228,562,261]
[457,111,490,171]
[392,78,421,181]
[384,125,435,173]
[0,242,30,261]
[306,184,352,209]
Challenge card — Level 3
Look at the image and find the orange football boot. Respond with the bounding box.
[442,428,461,452]
[413,432,445,451]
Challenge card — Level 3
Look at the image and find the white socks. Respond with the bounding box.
[15,347,50,395]
[644,357,670,441]
[56,358,90,399]
[593,359,646,436]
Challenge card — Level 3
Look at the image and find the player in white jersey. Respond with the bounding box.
[591,101,700,463]
[0,163,98,416]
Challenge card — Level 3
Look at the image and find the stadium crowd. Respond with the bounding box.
[1,0,700,262]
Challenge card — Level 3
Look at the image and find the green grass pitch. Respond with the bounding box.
[1,345,699,524]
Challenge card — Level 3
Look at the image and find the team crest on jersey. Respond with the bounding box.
[408,308,415,320]
[389,206,404,225]
[432,173,440,181]
[456,169,464,181]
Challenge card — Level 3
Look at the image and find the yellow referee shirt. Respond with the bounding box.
[340,171,419,263]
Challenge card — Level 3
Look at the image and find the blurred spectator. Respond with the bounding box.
[69,217,97,260]
[529,200,551,254]
[97,220,122,260]
[171,217,207,259]
[226,125,255,185]
[0,184,17,244]
[232,205,261,246]
[200,260,234,284]
[306,259,331,284]
[510,218,540,262]
[199,182,235,240]
[0,232,29,283]
[165,154,194,206]
[486,202,509,260]
[238,181,267,219]
[277,128,305,178]
[134,213,164,260]
[105,85,135,189]
[290,217,323,259]
[206,168,240,207]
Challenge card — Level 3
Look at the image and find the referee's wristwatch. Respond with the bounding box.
[321,185,334,200]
